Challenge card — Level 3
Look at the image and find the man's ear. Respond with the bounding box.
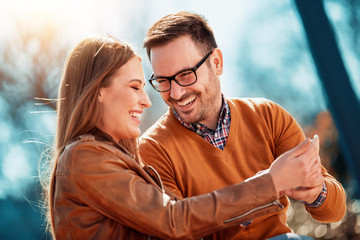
[211,48,223,76]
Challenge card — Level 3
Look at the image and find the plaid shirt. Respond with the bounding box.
[303,182,327,207]
[173,95,326,226]
[173,95,230,150]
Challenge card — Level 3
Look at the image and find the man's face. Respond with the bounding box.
[149,35,223,128]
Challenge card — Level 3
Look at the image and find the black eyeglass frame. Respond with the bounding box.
[148,49,214,92]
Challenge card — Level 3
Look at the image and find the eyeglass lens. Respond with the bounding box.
[154,70,196,91]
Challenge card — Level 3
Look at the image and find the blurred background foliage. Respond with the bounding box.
[0,0,359,239]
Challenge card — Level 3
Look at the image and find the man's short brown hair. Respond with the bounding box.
[143,11,218,59]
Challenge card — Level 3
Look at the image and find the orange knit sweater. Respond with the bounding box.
[140,98,346,240]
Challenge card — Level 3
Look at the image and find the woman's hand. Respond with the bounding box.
[269,135,322,199]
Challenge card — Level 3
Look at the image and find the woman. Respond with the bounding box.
[43,36,320,239]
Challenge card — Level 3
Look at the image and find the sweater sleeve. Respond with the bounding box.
[304,167,346,222]
[140,134,185,199]
[262,100,306,158]
[264,100,346,222]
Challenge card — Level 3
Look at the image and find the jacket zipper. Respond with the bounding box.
[224,199,283,223]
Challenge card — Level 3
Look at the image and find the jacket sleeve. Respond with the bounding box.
[69,143,282,240]
[265,100,346,222]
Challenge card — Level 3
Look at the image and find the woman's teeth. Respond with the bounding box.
[130,112,141,119]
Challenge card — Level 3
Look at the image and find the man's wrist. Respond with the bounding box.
[303,182,327,208]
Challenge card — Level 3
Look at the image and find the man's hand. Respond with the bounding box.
[269,135,323,201]
[284,155,324,204]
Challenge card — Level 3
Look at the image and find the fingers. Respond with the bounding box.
[269,134,321,194]
[288,138,312,157]
[279,190,287,197]
[301,170,323,188]
[294,135,320,171]
[295,154,322,188]
[284,134,324,203]
[305,135,322,182]
[310,134,320,155]
[308,155,321,174]
[306,135,320,158]
[286,182,324,203]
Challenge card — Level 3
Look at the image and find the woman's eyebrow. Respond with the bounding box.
[129,79,146,86]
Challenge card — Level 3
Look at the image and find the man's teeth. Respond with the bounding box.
[130,112,141,119]
[177,96,196,106]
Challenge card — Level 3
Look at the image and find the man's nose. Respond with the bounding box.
[170,80,186,100]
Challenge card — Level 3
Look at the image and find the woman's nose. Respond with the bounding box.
[141,90,152,108]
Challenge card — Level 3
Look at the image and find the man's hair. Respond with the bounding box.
[143,11,218,59]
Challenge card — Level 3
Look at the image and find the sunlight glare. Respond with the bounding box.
[2,0,100,37]
[2,145,30,182]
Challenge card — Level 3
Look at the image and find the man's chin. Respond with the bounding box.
[172,107,201,123]
[178,114,198,124]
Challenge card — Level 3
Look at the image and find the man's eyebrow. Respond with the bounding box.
[153,67,192,79]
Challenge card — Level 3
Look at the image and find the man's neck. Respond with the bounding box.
[199,95,224,130]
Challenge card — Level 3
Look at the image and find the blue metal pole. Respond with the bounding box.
[294,0,360,198]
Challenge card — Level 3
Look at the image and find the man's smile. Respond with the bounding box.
[176,95,196,107]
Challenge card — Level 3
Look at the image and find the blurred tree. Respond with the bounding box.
[0,16,68,113]
[233,1,327,125]
[303,112,350,188]
[289,111,360,239]
[0,15,69,239]
[325,0,360,98]
[233,2,360,237]
[0,15,69,189]
[336,0,360,60]
[233,0,360,196]
[295,0,360,198]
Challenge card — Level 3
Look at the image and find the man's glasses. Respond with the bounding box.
[148,49,214,92]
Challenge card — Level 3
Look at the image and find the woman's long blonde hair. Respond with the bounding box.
[42,37,138,237]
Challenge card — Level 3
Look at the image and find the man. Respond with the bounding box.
[140,11,346,239]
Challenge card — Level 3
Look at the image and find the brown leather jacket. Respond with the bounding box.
[52,134,283,239]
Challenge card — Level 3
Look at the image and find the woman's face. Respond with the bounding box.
[97,57,151,141]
